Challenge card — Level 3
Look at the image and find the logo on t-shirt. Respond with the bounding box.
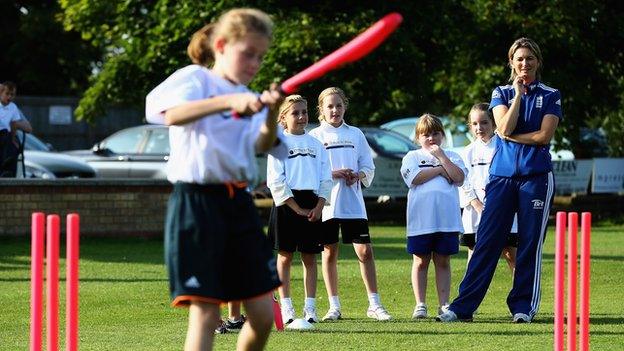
[324,140,355,150]
[536,96,543,109]
[288,147,317,158]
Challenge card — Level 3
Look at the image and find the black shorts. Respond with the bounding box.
[321,218,371,245]
[268,190,323,254]
[460,232,519,248]
[165,182,280,307]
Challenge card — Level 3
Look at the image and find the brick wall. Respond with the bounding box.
[0,180,171,237]
[1,180,621,237]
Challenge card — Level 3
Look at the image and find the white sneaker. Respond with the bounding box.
[512,313,531,323]
[412,303,427,319]
[367,305,392,321]
[322,308,342,321]
[303,307,319,323]
[281,306,296,325]
[438,304,450,315]
[436,309,473,322]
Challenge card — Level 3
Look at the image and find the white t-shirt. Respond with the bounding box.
[309,121,374,220]
[0,102,22,132]
[460,138,518,234]
[145,65,284,184]
[266,131,332,206]
[401,148,466,237]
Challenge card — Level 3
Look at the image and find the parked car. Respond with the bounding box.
[64,124,417,199]
[63,125,169,178]
[16,133,97,179]
[381,116,574,160]
[380,116,471,154]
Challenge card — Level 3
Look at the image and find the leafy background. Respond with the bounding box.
[1,0,622,156]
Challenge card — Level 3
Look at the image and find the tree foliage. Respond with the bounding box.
[0,1,99,95]
[54,0,624,156]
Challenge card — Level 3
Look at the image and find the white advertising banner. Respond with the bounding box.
[552,160,593,195]
[592,158,624,193]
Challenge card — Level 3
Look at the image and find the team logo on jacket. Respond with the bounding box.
[492,90,501,99]
[536,96,543,108]
[532,199,545,210]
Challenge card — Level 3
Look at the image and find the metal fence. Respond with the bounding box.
[14,96,142,151]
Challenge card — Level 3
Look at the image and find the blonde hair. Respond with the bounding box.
[415,113,444,143]
[187,8,273,66]
[278,95,307,127]
[316,87,349,121]
[507,37,543,82]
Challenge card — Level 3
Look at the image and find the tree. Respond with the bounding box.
[0,1,99,95]
[58,0,624,156]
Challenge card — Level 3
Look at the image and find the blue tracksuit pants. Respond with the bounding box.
[449,172,554,319]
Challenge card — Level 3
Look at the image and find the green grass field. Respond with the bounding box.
[1,223,623,350]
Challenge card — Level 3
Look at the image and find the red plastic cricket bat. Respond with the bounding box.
[272,293,284,331]
[232,13,402,118]
[280,12,403,94]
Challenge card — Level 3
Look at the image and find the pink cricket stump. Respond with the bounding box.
[46,215,60,351]
[272,294,284,331]
[30,213,45,351]
[580,212,591,351]
[554,212,566,351]
[66,214,80,351]
[567,212,578,351]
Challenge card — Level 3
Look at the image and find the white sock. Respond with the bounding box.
[329,296,341,310]
[280,297,293,310]
[368,293,381,308]
[304,297,316,310]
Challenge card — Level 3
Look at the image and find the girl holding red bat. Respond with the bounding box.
[146,8,283,351]
[309,87,392,322]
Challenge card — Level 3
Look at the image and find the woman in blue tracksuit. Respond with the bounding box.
[438,37,561,323]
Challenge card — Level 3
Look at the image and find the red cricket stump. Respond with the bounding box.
[272,293,284,331]
[66,214,80,351]
[554,211,591,351]
[567,212,578,351]
[30,213,45,351]
[47,215,60,351]
[554,212,566,351]
[579,213,591,351]
[30,212,80,351]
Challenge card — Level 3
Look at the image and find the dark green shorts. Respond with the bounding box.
[165,183,280,307]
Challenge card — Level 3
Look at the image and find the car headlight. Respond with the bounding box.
[25,164,57,179]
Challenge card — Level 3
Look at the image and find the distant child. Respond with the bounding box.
[0,81,32,177]
[145,8,283,351]
[214,302,246,334]
[400,114,466,319]
[267,95,332,324]
[460,103,517,273]
[309,87,392,322]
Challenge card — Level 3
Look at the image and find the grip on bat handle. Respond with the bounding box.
[231,86,286,119]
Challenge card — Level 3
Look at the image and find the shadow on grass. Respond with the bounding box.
[0,236,164,265]
[0,277,167,283]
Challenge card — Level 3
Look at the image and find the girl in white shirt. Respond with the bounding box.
[460,103,517,272]
[266,95,332,324]
[400,114,466,319]
[145,9,283,350]
[309,87,392,322]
